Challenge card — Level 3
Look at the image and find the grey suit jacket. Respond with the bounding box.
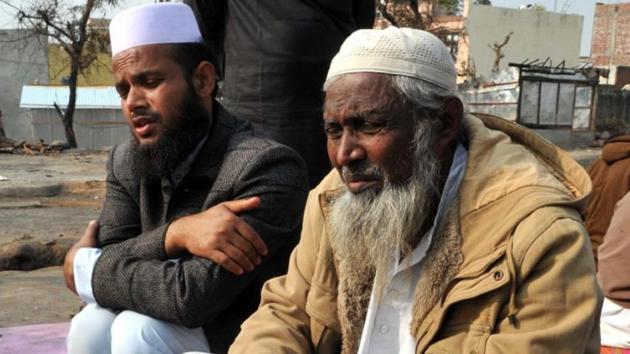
[92,103,308,353]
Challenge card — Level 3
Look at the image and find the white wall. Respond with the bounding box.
[0,30,49,141]
[466,5,583,80]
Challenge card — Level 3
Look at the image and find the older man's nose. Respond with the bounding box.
[336,133,365,166]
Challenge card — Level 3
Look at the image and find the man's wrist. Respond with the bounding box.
[165,219,185,257]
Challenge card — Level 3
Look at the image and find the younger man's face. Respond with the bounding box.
[113,44,195,147]
[113,44,210,175]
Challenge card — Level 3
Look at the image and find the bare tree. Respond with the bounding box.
[376,0,464,30]
[489,31,513,73]
[0,0,117,148]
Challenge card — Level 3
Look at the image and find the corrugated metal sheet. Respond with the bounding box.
[19,85,120,109]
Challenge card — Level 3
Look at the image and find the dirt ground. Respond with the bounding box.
[0,150,106,327]
[0,146,603,327]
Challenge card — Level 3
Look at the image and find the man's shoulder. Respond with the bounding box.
[217,105,302,162]
[106,140,138,180]
[212,126,308,191]
[223,128,304,170]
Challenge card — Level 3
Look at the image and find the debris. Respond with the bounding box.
[0,176,8,181]
[0,238,75,271]
[0,141,65,155]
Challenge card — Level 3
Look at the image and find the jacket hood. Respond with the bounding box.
[456,113,592,276]
[460,113,591,216]
[602,135,630,164]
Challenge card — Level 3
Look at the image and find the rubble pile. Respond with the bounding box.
[0,139,66,155]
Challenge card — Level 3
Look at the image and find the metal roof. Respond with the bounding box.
[20,85,120,109]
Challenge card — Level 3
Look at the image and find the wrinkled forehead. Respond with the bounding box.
[323,73,402,119]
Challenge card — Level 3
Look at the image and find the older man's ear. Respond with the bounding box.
[434,97,464,157]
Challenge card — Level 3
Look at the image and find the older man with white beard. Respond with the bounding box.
[229,27,602,354]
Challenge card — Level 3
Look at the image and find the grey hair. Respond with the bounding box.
[323,73,465,143]
[390,75,465,144]
[323,73,465,118]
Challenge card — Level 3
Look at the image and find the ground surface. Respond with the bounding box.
[0,146,603,327]
[0,150,106,327]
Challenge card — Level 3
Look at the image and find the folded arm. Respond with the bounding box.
[88,144,308,327]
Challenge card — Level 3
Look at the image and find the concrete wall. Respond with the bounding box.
[465,5,583,80]
[591,3,630,68]
[27,108,129,149]
[0,30,49,141]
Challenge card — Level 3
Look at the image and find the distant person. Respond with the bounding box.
[0,109,6,138]
[63,3,308,353]
[584,133,630,261]
[185,0,375,187]
[598,191,630,353]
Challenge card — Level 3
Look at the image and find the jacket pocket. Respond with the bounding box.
[424,256,512,354]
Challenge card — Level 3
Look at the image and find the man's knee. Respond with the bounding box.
[67,303,116,354]
[110,310,209,354]
[110,311,162,353]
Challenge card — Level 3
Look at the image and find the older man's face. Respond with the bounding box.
[324,73,416,194]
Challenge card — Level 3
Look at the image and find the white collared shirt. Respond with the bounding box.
[357,144,468,354]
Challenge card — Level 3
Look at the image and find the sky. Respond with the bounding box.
[0,0,627,56]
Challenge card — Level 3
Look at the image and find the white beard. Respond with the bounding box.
[328,118,441,299]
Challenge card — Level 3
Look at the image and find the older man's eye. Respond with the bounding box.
[325,124,342,139]
[360,121,386,134]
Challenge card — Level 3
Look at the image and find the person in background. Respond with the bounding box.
[598,191,630,354]
[63,3,308,353]
[584,133,630,261]
[0,110,6,138]
[185,0,375,187]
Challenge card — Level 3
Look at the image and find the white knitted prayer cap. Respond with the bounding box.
[109,3,202,57]
[326,27,457,92]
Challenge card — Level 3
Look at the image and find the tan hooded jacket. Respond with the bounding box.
[230,114,602,354]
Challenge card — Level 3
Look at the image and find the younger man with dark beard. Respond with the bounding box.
[230,27,601,353]
[62,3,308,354]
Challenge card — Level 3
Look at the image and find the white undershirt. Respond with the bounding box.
[357,144,468,354]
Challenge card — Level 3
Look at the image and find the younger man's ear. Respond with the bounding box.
[192,61,216,98]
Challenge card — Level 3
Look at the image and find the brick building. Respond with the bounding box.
[591,2,630,88]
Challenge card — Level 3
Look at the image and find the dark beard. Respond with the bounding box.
[131,92,210,178]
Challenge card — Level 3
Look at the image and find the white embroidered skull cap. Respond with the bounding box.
[109,2,202,57]
[326,27,457,92]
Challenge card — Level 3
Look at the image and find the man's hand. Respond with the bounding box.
[64,220,99,295]
[165,197,268,275]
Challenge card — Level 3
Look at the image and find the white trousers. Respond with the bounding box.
[66,303,210,354]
